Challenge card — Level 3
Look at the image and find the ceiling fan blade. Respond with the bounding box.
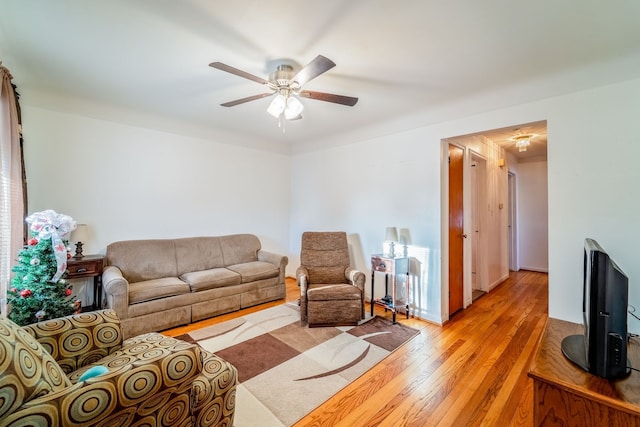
[291,55,336,86]
[209,62,269,85]
[220,92,273,107]
[299,90,358,106]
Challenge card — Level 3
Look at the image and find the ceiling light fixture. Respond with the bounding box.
[210,55,358,132]
[264,64,305,131]
[512,134,534,152]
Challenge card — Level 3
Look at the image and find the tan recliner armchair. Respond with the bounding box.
[297,231,366,327]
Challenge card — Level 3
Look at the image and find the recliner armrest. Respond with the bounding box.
[345,267,365,291]
[296,266,309,324]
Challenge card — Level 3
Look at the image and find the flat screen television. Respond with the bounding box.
[561,238,630,379]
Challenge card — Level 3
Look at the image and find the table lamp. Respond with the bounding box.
[72,224,89,258]
[385,227,398,257]
[399,228,412,257]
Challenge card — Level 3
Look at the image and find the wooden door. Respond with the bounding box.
[449,144,464,315]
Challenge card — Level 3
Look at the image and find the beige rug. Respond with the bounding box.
[175,304,419,427]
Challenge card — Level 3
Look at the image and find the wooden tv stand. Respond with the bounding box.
[528,318,640,426]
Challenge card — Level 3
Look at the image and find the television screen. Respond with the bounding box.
[561,238,630,379]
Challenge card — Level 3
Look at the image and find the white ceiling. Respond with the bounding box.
[1,0,640,153]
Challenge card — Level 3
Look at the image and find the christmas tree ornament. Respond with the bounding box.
[35,310,46,320]
[30,257,40,265]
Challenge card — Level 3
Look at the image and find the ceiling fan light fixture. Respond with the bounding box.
[210,55,358,126]
[267,94,286,118]
[284,96,304,120]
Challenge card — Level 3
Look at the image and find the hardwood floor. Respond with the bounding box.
[164,270,548,427]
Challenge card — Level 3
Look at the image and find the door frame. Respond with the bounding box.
[508,171,519,271]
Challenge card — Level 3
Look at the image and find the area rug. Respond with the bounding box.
[175,304,419,426]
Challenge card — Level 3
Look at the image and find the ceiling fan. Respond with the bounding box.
[209,55,358,123]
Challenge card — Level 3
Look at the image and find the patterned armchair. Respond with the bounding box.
[0,309,236,426]
[297,231,366,327]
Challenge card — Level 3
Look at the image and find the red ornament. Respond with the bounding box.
[66,252,72,259]
[65,288,72,296]
[20,289,32,298]
[28,238,38,246]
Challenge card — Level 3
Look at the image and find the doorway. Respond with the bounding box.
[443,120,547,322]
[508,171,518,271]
[469,151,488,300]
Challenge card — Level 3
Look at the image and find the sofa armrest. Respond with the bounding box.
[191,350,238,426]
[258,249,289,284]
[22,309,123,374]
[102,265,129,319]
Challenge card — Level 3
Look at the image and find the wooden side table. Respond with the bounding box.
[67,255,105,311]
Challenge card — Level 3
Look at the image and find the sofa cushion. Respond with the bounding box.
[22,309,122,375]
[0,316,71,418]
[227,261,280,283]
[107,239,178,282]
[129,277,190,304]
[174,236,224,276]
[219,234,260,265]
[180,268,241,292]
[71,333,201,388]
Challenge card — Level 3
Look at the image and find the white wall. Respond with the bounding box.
[21,77,640,331]
[289,127,442,322]
[22,106,292,265]
[545,78,640,332]
[291,77,640,330]
[517,161,548,272]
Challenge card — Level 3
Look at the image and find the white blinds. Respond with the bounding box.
[0,64,25,317]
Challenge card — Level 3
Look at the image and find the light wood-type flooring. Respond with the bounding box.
[164,270,548,426]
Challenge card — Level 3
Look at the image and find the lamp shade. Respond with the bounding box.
[72,224,89,242]
[267,94,286,118]
[284,96,304,120]
[399,228,412,245]
[385,227,398,242]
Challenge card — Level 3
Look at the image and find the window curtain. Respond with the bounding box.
[0,63,26,317]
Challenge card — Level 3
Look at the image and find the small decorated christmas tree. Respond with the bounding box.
[8,210,77,326]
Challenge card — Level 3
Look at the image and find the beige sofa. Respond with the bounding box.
[103,234,288,338]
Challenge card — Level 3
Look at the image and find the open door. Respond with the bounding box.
[469,152,488,296]
[508,171,518,271]
[449,144,464,315]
